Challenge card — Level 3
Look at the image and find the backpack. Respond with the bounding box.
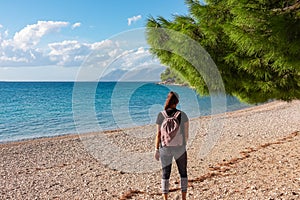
[160,110,183,147]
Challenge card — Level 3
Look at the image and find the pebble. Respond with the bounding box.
[0,100,299,199]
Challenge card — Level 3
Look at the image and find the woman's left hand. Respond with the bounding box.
[154,150,160,161]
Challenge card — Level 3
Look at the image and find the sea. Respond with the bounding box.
[0,82,251,143]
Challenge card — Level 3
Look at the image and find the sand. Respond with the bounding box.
[0,100,299,199]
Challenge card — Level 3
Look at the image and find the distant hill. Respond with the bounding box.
[100,66,165,82]
[100,69,128,81]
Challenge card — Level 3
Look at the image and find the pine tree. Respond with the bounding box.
[146,0,300,103]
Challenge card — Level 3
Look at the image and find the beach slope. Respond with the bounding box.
[1,101,299,199]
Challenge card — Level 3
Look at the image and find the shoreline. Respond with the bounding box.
[0,100,280,147]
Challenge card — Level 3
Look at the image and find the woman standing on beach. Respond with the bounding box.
[154,91,189,200]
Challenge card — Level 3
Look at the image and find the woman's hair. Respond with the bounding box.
[164,91,179,110]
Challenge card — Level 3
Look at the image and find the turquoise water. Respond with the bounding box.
[0,82,251,143]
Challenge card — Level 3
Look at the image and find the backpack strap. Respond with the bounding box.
[173,111,181,119]
[173,110,184,144]
[161,110,181,119]
[161,110,168,118]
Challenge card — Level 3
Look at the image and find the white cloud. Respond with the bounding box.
[127,15,142,26]
[90,39,115,50]
[29,50,36,59]
[0,21,164,81]
[0,29,9,41]
[119,48,150,68]
[0,21,70,66]
[0,55,28,63]
[0,24,3,29]
[4,30,9,37]
[12,21,69,51]
[72,22,81,29]
[104,47,162,74]
[47,39,121,66]
[48,40,91,66]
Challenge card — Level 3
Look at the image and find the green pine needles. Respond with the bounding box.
[146,0,300,104]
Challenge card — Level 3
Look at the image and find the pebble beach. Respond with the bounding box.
[1,100,299,199]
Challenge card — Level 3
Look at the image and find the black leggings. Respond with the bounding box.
[160,146,187,179]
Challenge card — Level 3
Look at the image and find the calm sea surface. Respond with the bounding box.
[0,82,251,143]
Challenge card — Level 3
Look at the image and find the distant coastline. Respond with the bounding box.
[157,80,189,87]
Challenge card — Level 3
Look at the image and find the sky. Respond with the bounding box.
[0,0,190,81]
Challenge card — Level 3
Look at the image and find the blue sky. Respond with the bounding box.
[0,0,189,81]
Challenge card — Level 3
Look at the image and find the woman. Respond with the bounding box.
[154,91,189,200]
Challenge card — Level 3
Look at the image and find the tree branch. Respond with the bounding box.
[273,0,300,13]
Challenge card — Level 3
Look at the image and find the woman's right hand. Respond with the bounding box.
[154,150,160,161]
